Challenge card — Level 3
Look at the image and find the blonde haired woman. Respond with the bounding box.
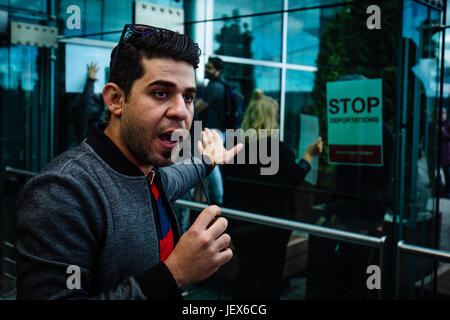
[223,90,322,300]
[240,90,279,137]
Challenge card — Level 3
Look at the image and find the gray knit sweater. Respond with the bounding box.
[15,124,212,299]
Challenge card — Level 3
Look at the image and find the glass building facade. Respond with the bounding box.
[0,0,449,300]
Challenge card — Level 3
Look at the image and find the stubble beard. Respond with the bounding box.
[120,110,173,169]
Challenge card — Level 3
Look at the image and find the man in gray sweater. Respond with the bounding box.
[15,25,242,299]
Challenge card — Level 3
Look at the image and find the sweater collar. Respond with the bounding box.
[86,122,148,177]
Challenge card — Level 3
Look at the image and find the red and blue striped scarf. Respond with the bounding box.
[148,170,173,262]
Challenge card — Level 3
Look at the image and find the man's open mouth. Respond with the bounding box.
[159,132,183,142]
[158,131,184,150]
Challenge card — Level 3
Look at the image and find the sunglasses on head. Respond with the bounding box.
[109,24,173,81]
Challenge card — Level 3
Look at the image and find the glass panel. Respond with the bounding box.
[58,0,128,41]
[212,0,282,62]
[213,14,282,62]
[284,70,315,155]
[289,0,344,10]
[85,0,103,40]
[219,62,281,107]
[0,46,7,89]
[1,41,41,299]
[282,2,401,240]
[3,45,39,170]
[287,8,321,66]
[9,0,46,12]
[435,262,450,299]
[396,255,450,299]
[102,0,132,42]
[183,216,309,300]
[305,234,381,299]
[213,0,283,20]
[399,0,446,301]
[400,0,442,246]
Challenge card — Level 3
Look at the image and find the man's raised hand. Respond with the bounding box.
[198,128,243,166]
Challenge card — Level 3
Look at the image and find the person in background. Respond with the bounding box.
[223,90,323,300]
[71,62,105,143]
[441,107,450,198]
[195,57,227,205]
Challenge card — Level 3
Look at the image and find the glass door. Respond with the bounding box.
[394,0,449,299]
[0,0,56,297]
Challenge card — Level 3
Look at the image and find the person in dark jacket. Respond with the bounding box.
[71,62,105,143]
[195,57,227,206]
[223,90,323,299]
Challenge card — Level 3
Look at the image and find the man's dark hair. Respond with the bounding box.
[208,56,224,71]
[109,30,201,100]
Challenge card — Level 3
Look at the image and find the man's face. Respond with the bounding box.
[205,62,217,80]
[119,57,196,168]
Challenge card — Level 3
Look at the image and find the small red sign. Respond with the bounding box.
[329,145,382,165]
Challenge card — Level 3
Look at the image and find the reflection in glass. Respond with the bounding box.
[57,0,127,42]
[9,0,46,12]
[213,0,282,20]
[284,70,315,156]
[287,9,320,66]
[214,13,282,62]
[401,0,441,240]
[223,90,321,299]
[3,46,38,91]
[85,0,103,40]
[0,45,38,171]
[102,1,132,42]
[220,63,280,111]
[288,0,344,10]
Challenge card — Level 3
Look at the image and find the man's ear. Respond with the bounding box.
[102,83,125,117]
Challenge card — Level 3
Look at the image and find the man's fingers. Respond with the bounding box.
[191,205,221,230]
[216,248,233,265]
[231,143,244,157]
[208,128,217,144]
[224,143,243,164]
[205,128,214,145]
[212,129,222,144]
[201,130,207,143]
[202,130,212,147]
[215,233,231,251]
[207,216,228,240]
[197,140,204,154]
